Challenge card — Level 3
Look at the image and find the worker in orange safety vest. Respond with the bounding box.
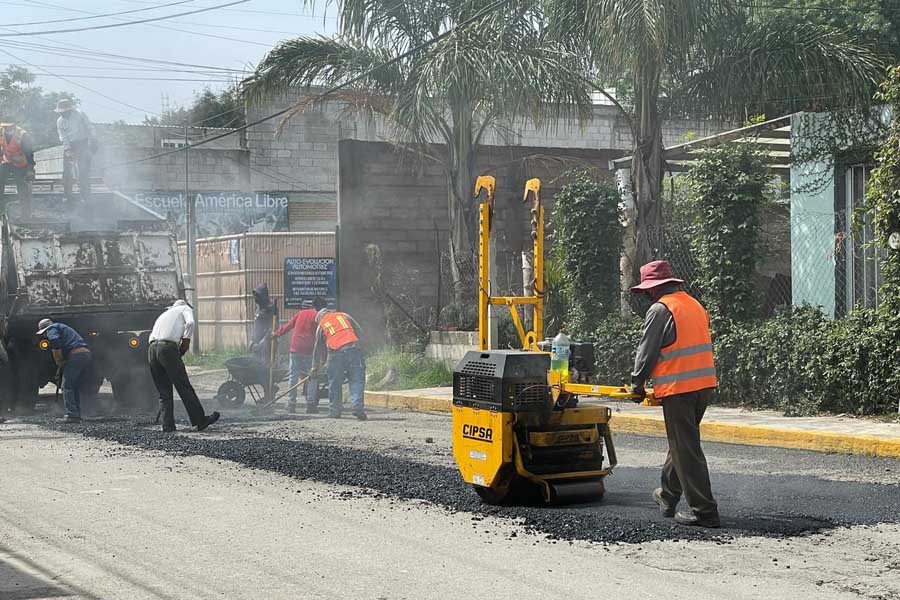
[310,308,367,420]
[0,122,35,215]
[629,260,720,529]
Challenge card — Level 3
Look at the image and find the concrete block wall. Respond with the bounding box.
[337,140,624,340]
[247,89,737,234]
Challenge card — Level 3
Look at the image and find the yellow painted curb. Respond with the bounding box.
[364,391,900,458]
[365,391,453,414]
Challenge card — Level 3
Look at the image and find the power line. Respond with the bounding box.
[0,0,250,37]
[3,0,279,48]
[0,40,245,72]
[0,46,157,115]
[145,22,275,47]
[28,74,235,82]
[0,62,240,74]
[110,0,517,168]
[167,19,310,36]
[0,0,198,27]
[116,0,338,20]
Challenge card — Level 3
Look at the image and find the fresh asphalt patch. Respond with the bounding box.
[40,415,900,545]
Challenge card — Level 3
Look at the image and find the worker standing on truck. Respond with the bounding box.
[310,308,366,420]
[36,319,92,424]
[629,260,721,529]
[272,297,326,414]
[54,99,96,204]
[0,122,35,216]
[148,300,220,433]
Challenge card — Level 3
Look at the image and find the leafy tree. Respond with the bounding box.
[0,66,77,149]
[551,173,623,336]
[758,1,900,60]
[241,0,591,299]
[687,144,772,326]
[145,87,245,128]
[545,1,884,287]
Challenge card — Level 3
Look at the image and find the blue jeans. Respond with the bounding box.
[327,346,365,414]
[63,351,92,418]
[288,353,312,406]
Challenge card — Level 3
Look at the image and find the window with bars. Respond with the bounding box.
[835,165,883,316]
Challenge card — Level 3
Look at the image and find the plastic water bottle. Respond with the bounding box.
[550,331,571,383]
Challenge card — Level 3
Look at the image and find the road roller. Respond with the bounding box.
[451,176,652,505]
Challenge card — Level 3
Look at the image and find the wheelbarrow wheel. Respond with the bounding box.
[216,380,246,409]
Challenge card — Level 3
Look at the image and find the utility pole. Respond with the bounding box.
[184,120,201,354]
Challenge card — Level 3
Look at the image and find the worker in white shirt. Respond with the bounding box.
[148,299,220,433]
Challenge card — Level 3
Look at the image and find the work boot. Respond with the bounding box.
[162,426,176,433]
[653,488,677,517]
[327,411,341,419]
[197,412,220,431]
[353,410,367,421]
[306,405,319,415]
[57,415,81,424]
[675,510,721,528]
[287,402,297,414]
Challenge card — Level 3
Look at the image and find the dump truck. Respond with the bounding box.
[0,192,185,412]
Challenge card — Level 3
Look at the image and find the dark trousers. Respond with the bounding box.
[326,346,366,414]
[0,163,30,214]
[62,351,92,418]
[659,388,718,517]
[63,142,92,203]
[148,340,206,428]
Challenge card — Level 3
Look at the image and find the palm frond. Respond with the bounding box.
[670,16,885,118]
[240,36,403,106]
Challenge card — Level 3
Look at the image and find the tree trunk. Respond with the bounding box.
[628,64,665,288]
[447,105,477,306]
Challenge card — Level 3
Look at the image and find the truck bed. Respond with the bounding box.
[2,194,184,324]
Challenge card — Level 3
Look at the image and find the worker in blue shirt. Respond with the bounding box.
[36,318,92,424]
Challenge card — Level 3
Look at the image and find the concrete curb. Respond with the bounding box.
[365,390,900,458]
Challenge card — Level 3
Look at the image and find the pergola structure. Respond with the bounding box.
[609,114,792,178]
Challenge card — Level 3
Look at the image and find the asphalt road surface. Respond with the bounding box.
[1,401,898,600]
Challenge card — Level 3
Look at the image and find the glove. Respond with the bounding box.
[179,338,191,356]
[628,384,646,403]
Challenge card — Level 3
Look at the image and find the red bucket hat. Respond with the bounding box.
[630,260,684,293]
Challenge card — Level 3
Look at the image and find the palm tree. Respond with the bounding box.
[242,1,592,299]
[545,0,884,285]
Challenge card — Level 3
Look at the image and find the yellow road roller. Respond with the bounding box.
[451,176,651,505]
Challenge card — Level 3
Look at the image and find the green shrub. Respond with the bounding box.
[687,143,772,325]
[715,307,896,416]
[589,315,643,385]
[588,306,897,416]
[551,172,623,337]
[366,349,452,391]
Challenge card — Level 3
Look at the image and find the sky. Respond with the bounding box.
[0,0,338,123]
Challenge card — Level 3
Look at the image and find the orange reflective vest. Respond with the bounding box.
[0,127,28,169]
[319,312,359,351]
[650,291,718,398]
